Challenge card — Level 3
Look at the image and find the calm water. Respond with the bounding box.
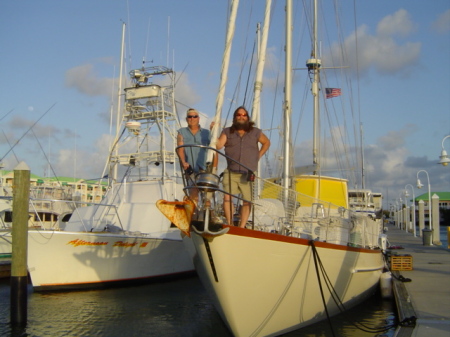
[1,230,447,336]
[0,275,396,337]
[9,223,450,337]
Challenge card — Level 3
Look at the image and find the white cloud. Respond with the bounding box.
[289,123,448,200]
[4,116,62,146]
[158,71,201,111]
[53,133,113,178]
[326,10,421,76]
[432,9,450,33]
[65,64,115,97]
[356,125,449,197]
[376,9,416,37]
[377,125,418,151]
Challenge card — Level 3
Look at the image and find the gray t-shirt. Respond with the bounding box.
[222,127,262,172]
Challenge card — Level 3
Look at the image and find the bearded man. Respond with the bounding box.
[216,106,270,228]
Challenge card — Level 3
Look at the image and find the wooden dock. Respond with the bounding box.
[387,224,450,337]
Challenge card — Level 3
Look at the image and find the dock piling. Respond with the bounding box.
[10,161,30,326]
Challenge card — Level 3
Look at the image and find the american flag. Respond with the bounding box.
[325,88,341,99]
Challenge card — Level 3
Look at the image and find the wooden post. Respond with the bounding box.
[431,194,441,245]
[410,205,416,237]
[403,207,409,232]
[448,227,450,249]
[418,200,424,237]
[10,161,30,325]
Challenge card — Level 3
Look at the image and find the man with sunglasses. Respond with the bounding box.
[216,106,270,228]
[177,108,211,174]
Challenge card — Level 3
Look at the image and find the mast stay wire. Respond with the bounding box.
[352,0,365,187]
[0,109,14,123]
[329,0,360,186]
[291,2,311,175]
[232,0,256,110]
[1,131,20,165]
[325,0,363,187]
[300,0,361,185]
[0,103,57,163]
[31,129,61,185]
[318,0,354,180]
[326,0,363,186]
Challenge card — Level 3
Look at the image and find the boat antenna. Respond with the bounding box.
[166,16,170,68]
[144,17,151,68]
[112,22,126,181]
[31,129,61,185]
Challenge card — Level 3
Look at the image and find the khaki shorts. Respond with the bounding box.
[222,169,252,201]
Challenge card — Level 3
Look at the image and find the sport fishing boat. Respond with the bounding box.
[0,196,12,256]
[0,175,75,255]
[157,1,387,336]
[25,24,193,290]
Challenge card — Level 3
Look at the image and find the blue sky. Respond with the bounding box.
[0,0,449,208]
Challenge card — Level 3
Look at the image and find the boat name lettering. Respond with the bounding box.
[67,239,108,247]
[113,241,138,247]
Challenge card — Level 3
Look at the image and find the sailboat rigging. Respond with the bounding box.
[3,23,196,290]
[157,0,387,336]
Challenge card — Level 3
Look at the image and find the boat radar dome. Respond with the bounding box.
[130,69,148,84]
[126,121,141,135]
[306,58,321,70]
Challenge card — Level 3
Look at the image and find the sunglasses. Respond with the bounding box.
[187,115,199,119]
[236,114,248,117]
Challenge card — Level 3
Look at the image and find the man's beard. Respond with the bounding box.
[234,120,250,130]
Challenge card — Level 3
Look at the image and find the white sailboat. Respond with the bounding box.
[158,1,387,336]
[24,24,193,290]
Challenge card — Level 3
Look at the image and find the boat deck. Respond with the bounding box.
[387,224,450,337]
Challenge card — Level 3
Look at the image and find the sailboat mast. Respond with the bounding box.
[252,0,271,193]
[208,0,240,165]
[251,0,271,127]
[311,0,320,174]
[305,0,322,174]
[283,0,292,191]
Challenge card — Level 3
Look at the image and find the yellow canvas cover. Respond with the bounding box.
[294,175,348,209]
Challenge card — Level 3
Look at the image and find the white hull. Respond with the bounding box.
[27,230,193,290]
[25,179,194,290]
[187,226,383,337]
[3,59,192,288]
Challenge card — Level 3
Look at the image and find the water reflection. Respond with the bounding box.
[283,294,396,336]
[0,276,396,337]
